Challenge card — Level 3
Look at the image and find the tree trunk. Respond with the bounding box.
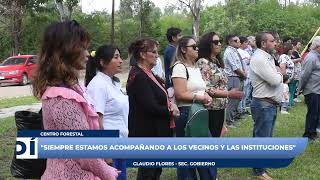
[11,0,22,55]
[192,16,200,42]
[139,0,142,38]
[191,0,201,41]
[111,0,115,45]
[55,0,66,21]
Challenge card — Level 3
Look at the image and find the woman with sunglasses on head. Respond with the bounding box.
[198,32,243,137]
[86,45,128,180]
[126,38,179,180]
[171,36,213,180]
[32,20,119,180]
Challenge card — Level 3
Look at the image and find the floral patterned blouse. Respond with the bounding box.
[197,58,228,110]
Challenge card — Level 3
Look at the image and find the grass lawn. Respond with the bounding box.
[0,96,39,109]
[0,97,319,180]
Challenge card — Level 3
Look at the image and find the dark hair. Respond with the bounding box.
[166,27,182,43]
[283,74,290,83]
[129,38,157,62]
[239,36,248,44]
[198,32,224,68]
[85,54,96,87]
[256,32,272,49]
[282,42,293,55]
[33,20,91,98]
[225,34,237,45]
[283,36,292,43]
[95,45,120,71]
[292,38,301,46]
[85,45,120,86]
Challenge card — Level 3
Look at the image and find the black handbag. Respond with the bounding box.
[10,110,47,179]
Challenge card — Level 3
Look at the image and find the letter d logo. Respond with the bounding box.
[16,137,38,159]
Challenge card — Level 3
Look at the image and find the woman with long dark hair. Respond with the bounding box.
[87,45,128,180]
[32,20,119,180]
[197,32,243,137]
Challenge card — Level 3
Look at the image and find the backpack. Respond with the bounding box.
[185,103,210,137]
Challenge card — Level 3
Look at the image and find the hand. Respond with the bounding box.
[202,93,212,107]
[169,102,180,117]
[228,88,244,99]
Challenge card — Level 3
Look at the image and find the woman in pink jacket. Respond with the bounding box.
[32,20,119,180]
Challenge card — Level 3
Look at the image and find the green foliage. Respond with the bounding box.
[0,0,319,60]
[0,96,39,109]
[201,0,320,45]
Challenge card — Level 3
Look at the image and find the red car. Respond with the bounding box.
[0,55,37,86]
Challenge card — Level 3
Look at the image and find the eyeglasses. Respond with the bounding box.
[233,39,239,43]
[185,44,198,51]
[211,40,223,45]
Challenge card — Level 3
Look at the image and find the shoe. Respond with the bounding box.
[280,111,290,114]
[255,172,273,180]
[294,98,301,103]
[316,128,320,134]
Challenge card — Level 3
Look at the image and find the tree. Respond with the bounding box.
[55,0,79,21]
[178,0,202,41]
[111,0,115,44]
[0,0,48,56]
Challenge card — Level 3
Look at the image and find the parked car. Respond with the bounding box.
[0,55,37,86]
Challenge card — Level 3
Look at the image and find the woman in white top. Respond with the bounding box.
[87,45,128,180]
[171,36,214,180]
[278,42,295,106]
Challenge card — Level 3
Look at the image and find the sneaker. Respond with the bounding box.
[255,172,273,180]
[280,110,290,114]
[316,128,320,134]
[294,98,301,103]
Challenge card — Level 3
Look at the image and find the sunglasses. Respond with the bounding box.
[211,40,223,45]
[185,44,198,51]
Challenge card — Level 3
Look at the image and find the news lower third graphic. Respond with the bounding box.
[16,130,307,168]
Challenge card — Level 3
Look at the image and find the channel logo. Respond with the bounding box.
[16,137,38,159]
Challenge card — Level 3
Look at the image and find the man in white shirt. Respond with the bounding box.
[238,36,251,115]
[249,32,283,180]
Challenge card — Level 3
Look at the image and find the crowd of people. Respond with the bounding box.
[31,20,320,180]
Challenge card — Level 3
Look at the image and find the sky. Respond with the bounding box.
[80,0,224,14]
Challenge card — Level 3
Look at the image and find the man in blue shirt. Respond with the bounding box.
[164,27,182,88]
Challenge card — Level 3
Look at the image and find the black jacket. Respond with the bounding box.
[126,65,171,137]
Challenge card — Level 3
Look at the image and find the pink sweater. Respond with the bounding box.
[40,86,118,180]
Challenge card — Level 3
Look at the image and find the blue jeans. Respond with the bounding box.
[250,97,277,176]
[246,80,253,105]
[303,93,320,139]
[176,106,217,180]
[239,78,251,113]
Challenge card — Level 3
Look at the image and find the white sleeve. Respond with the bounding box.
[87,79,108,114]
[171,63,188,79]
